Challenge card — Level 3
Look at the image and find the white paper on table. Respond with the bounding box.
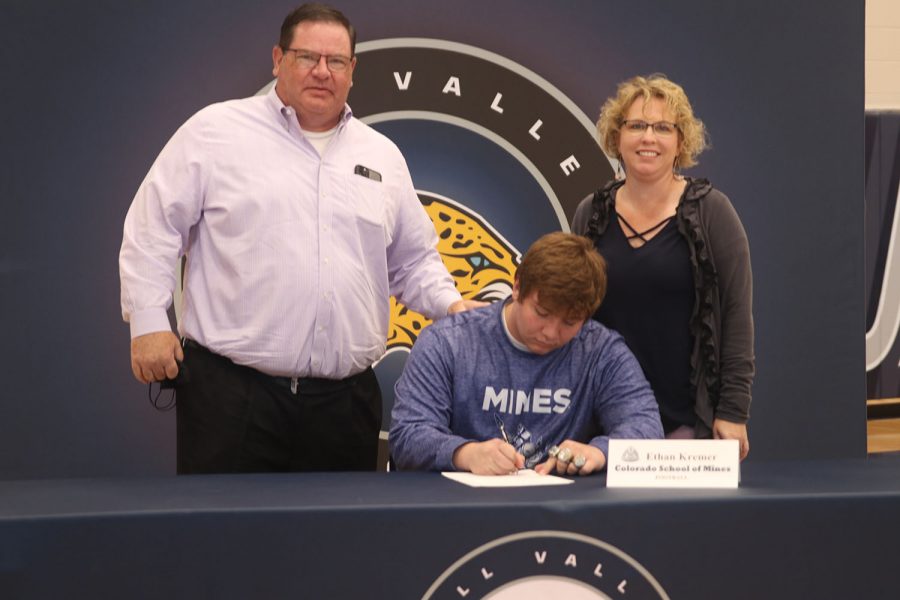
[441,469,574,488]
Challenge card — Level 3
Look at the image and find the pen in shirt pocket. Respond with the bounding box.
[354,164,382,182]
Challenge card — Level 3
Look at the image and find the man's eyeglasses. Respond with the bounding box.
[620,119,679,136]
[283,48,353,72]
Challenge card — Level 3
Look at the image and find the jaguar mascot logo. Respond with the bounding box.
[386,191,521,352]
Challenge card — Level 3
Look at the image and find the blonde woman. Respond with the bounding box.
[571,74,754,459]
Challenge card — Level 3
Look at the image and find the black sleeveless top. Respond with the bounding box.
[593,201,695,433]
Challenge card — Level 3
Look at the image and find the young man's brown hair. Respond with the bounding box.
[515,231,606,320]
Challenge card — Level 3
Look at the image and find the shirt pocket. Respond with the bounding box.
[348,174,387,229]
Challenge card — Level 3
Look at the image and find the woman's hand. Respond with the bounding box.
[713,419,750,460]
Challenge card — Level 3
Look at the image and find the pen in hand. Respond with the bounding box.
[494,413,510,444]
[493,413,520,475]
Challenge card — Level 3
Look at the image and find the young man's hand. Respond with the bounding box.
[452,439,525,475]
[535,440,606,476]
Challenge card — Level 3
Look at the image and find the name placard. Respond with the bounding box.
[606,439,740,488]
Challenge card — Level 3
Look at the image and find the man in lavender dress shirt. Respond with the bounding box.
[119,3,480,474]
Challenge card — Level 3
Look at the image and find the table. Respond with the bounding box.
[2,457,899,598]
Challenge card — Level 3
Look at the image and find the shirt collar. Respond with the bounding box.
[500,299,532,353]
[265,84,353,129]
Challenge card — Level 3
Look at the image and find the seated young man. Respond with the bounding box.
[389,232,663,476]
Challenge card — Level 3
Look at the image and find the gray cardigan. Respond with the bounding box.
[571,178,754,437]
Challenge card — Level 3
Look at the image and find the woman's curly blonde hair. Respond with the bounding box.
[597,74,708,169]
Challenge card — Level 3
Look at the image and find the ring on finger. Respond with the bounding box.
[557,447,573,463]
[573,455,586,469]
[547,445,560,458]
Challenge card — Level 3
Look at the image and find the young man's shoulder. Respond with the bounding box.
[428,303,499,336]
[566,319,631,358]
[574,318,616,341]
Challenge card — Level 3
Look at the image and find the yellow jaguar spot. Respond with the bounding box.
[387,193,521,351]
